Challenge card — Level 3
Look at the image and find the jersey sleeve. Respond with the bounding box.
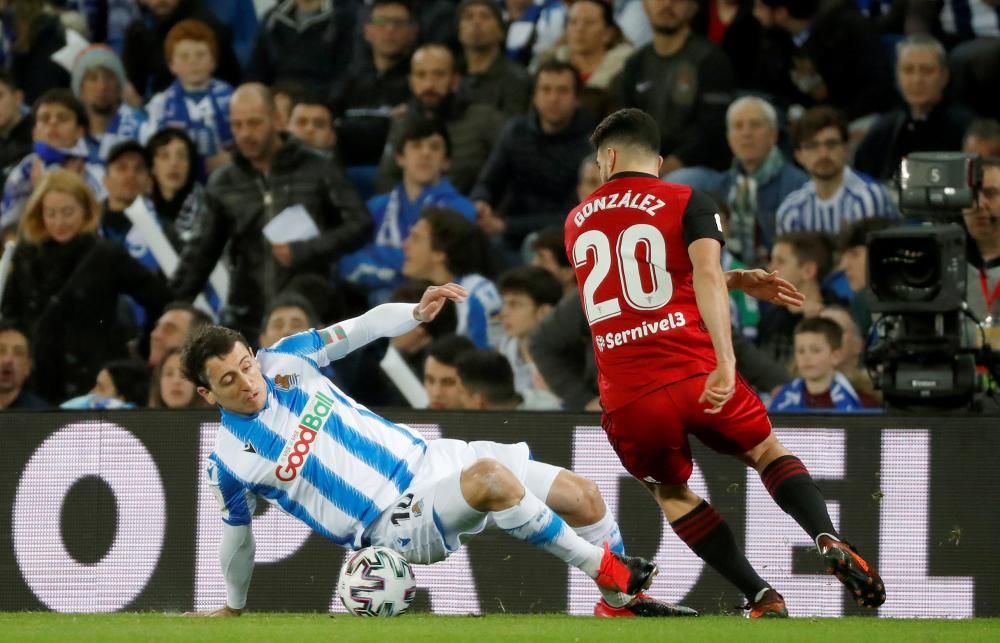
[264,329,328,367]
[207,453,255,526]
[681,190,725,248]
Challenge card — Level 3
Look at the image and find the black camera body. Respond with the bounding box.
[865,153,992,409]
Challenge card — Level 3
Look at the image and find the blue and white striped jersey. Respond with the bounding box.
[206,329,428,549]
[775,167,897,236]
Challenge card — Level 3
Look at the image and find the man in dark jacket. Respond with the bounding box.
[0,71,31,187]
[330,0,417,166]
[471,60,594,251]
[248,0,356,95]
[123,0,242,99]
[618,0,735,172]
[854,34,972,183]
[376,44,506,194]
[170,84,372,339]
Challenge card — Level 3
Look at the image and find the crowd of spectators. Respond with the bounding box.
[0,0,998,414]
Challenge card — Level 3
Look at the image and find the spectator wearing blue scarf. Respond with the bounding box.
[340,117,476,305]
[769,317,879,413]
[71,45,147,164]
[142,19,233,175]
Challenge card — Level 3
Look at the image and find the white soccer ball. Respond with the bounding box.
[337,546,417,617]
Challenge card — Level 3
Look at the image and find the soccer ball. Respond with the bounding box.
[337,546,417,617]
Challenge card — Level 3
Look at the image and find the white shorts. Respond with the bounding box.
[362,439,533,565]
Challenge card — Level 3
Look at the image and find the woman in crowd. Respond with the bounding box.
[148,346,207,409]
[0,169,171,403]
[146,127,208,251]
[534,0,633,120]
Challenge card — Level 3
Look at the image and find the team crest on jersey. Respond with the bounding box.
[274,373,299,391]
[412,500,423,517]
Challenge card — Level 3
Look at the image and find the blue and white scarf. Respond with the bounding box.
[159,79,233,158]
[770,372,866,412]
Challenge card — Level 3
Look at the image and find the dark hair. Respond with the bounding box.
[794,316,843,350]
[758,0,820,20]
[102,360,151,406]
[0,319,30,356]
[181,325,250,388]
[455,349,518,406]
[372,0,414,15]
[33,88,87,129]
[534,59,583,96]
[792,106,848,149]
[398,115,452,157]
[262,292,319,331]
[161,301,213,331]
[288,88,334,116]
[497,265,563,306]
[531,226,571,269]
[426,333,476,368]
[422,207,496,278]
[0,69,18,92]
[966,118,1000,142]
[838,217,895,252]
[390,279,457,339]
[146,127,198,200]
[775,231,835,282]
[149,346,208,408]
[591,108,660,156]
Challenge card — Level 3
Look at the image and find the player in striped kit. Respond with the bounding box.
[181,283,695,618]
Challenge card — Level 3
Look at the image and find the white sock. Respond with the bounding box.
[492,490,604,578]
[574,511,630,607]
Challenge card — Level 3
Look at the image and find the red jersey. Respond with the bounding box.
[565,173,725,413]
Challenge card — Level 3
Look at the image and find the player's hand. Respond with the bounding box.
[271,243,293,267]
[414,283,468,322]
[699,363,736,414]
[181,605,242,617]
[736,270,805,308]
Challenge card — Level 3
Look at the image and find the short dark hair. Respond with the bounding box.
[534,59,582,96]
[966,118,1000,142]
[426,333,476,368]
[181,325,250,389]
[497,265,563,307]
[775,232,835,281]
[794,316,843,350]
[372,0,414,15]
[102,360,151,406]
[0,69,19,92]
[758,0,820,20]
[162,301,213,330]
[456,349,518,406]
[288,89,334,116]
[839,217,895,252]
[390,279,457,339]
[591,108,660,156]
[146,127,198,194]
[531,226,571,269]
[0,320,30,356]
[792,106,848,149]
[422,207,496,278]
[33,88,87,129]
[262,292,319,330]
[398,115,452,157]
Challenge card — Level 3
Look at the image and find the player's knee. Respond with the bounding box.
[575,477,606,524]
[461,458,523,509]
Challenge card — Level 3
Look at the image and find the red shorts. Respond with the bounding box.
[601,374,772,486]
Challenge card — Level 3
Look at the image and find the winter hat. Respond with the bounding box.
[71,44,127,98]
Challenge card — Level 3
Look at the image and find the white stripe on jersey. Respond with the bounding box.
[207,334,427,549]
[776,167,897,235]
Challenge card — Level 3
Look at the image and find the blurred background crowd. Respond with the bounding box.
[0,0,997,414]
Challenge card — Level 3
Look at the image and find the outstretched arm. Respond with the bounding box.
[725,269,805,308]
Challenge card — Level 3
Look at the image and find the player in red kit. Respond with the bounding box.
[567,109,886,618]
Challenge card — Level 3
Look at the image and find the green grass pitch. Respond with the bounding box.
[1,614,997,643]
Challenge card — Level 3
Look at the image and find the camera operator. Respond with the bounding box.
[965,158,1000,326]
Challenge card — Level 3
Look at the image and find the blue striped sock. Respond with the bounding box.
[492,491,604,577]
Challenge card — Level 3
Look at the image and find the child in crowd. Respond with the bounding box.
[770,317,880,412]
[142,20,233,174]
